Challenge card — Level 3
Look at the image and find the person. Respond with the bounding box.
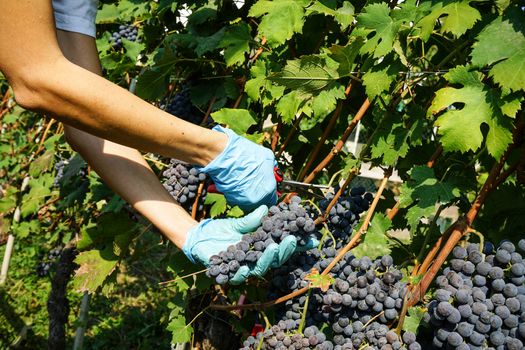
[0,0,311,284]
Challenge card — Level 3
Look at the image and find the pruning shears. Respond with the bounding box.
[274,167,331,199]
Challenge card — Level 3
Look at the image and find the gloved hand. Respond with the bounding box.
[198,125,277,211]
[182,205,318,285]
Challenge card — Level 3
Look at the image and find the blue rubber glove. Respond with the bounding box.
[198,125,277,211]
[182,205,318,285]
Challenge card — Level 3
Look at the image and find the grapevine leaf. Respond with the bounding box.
[357,3,400,58]
[245,60,285,107]
[276,91,303,123]
[29,150,54,177]
[353,213,392,260]
[0,195,17,214]
[122,39,145,63]
[471,8,525,92]
[268,55,340,95]
[403,306,426,333]
[417,0,481,40]
[328,38,364,76]
[500,93,523,118]
[311,84,346,119]
[370,122,410,166]
[399,166,460,228]
[72,247,119,293]
[211,108,257,134]
[305,268,334,292]
[167,314,193,344]
[12,220,40,239]
[20,175,53,217]
[362,70,393,99]
[204,193,227,218]
[429,66,513,159]
[136,69,170,100]
[96,4,120,23]
[219,23,251,67]
[227,206,244,218]
[307,1,355,30]
[249,0,310,46]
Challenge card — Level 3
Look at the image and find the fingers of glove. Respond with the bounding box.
[232,205,268,233]
[295,237,320,252]
[230,265,251,285]
[251,243,279,278]
[272,235,297,268]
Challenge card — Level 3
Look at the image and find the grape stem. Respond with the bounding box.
[191,182,205,219]
[303,98,371,184]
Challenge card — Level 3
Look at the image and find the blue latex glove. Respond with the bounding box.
[182,205,318,285]
[198,125,277,211]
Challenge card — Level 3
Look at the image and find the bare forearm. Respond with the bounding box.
[0,1,226,166]
[65,127,195,247]
[56,29,196,248]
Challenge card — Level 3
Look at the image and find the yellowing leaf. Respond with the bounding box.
[305,268,334,292]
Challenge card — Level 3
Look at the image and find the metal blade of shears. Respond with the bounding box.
[280,179,331,199]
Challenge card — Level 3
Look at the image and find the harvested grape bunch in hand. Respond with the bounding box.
[423,239,525,350]
[206,196,319,285]
[109,24,140,49]
[162,159,208,213]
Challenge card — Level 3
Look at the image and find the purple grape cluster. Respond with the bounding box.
[161,86,202,125]
[263,252,421,349]
[240,324,331,350]
[318,187,373,249]
[36,247,62,277]
[53,157,87,187]
[206,196,319,284]
[110,24,140,49]
[162,159,208,213]
[424,240,525,349]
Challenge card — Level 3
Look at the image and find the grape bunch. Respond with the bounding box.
[262,251,421,349]
[110,24,140,49]
[162,159,208,213]
[161,85,203,125]
[423,240,525,349]
[35,247,62,277]
[53,156,88,187]
[240,324,332,350]
[206,196,319,284]
[318,187,374,249]
[53,159,67,187]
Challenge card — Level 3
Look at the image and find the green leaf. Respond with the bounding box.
[167,314,193,344]
[328,39,364,77]
[204,193,227,218]
[20,175,53,217]
[370,122,411,166]
[96,4,120,23]
[399,166,460,228]
[72,247,119,293]
[362,70,393,99]
[403,306,426,333]
[305,269,334,292]
[29,150,54,177]
[307,1,354,30]
[211,108,257,134]
[471,8,525,92]
[269,55,340,95]
[357,3,400,58]
[122,39,145,63]
[276,91,303,123]
[311,84,345,119]
[245,61,285,107]
[136,69,170,100]
[219,23,251,66]
[353,213,392,260]
[249,0,310,46]
[227,206,244,218]
[12,220,40,239]
[429,66,513,159]
[417,0,481,40]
